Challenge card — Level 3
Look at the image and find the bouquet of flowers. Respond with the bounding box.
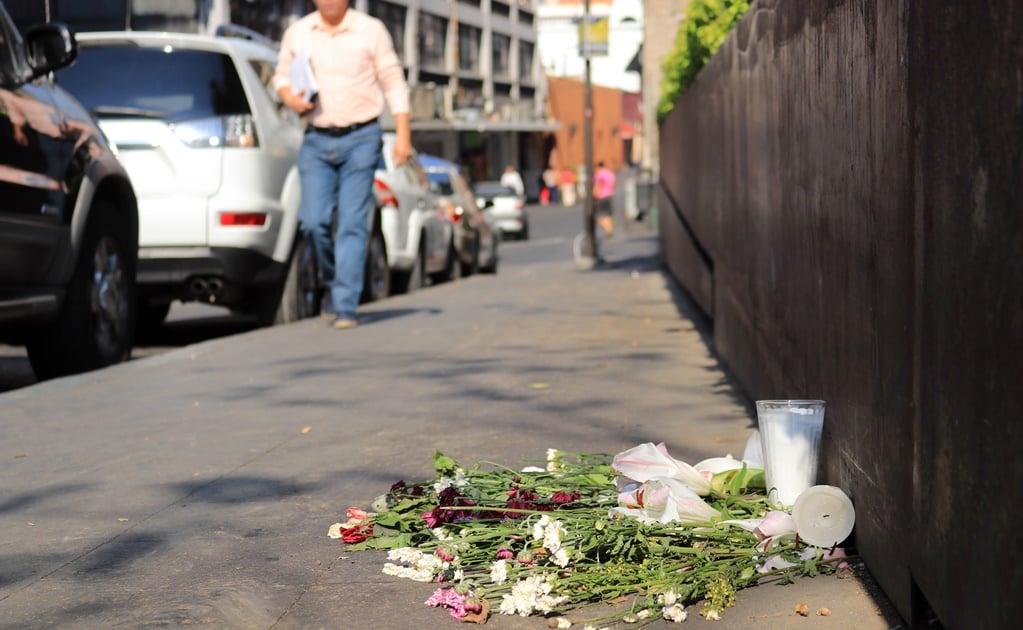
[329,442,851,627]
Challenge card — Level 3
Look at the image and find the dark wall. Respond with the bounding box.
[657,1,1022,627]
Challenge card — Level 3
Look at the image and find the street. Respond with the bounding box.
[0,203,586,395]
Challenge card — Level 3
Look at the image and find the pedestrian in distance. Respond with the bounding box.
[542,166,558,205]
[593,161,617,237]
[500,164,525,197]
[275,0,411,330]
[559,165,577,207]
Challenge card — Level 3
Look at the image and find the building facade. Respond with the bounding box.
[21,0,559,192]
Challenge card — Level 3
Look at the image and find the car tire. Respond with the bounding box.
[459,234,479,277]
[407,240,426,292]
[392,235,426,294]
[520,221,530,241]
[135,300,171,341]
[361,227,390,303]
[479,236,499,274]
[252,232,319,327]
[27,201,136,380]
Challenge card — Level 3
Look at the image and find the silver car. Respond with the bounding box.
[375,133,453,293]
[473,180,529,240]
[57,30,317,329]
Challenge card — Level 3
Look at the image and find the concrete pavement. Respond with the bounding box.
[0,226,902,629]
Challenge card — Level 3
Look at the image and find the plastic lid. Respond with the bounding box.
[791,485,856,547]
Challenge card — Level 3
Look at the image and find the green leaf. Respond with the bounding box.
[432,451,460,476]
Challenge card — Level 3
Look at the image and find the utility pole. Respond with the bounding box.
[581,0,598,262]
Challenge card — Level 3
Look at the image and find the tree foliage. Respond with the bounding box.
[657,0,750,124]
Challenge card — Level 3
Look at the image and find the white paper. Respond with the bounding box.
[288,48,318,102]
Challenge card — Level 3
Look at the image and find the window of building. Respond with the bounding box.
[368,0,407,62]
[491,32,510,78]
[418,11,447,70]
[518,40,534,83]
[491,2,511,18]
[458,23,481,73]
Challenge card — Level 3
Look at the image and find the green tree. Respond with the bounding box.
[657,0,750,123]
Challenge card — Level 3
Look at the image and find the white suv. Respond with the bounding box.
[56,30,317,329]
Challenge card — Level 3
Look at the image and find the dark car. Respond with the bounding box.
[0,4,139,380]
[419,154,498,276]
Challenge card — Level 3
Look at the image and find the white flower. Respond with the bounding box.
[660,590,679,606]
[431,527,453,541]
[532,514,552,541]
[663,603,687,623]
[489,559,508,584]
[327,522,342,539]
[612,442,712,495]
[636,609,652,619]
[547,448,562,471]
[553,617,572,628]
[543,519,565,553]
[552,548,570,567]
[371,494,389,512]
[521,466,546,473]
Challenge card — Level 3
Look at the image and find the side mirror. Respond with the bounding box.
[23,22,78,79]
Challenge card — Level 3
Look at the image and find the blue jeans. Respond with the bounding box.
[297,123,382,318]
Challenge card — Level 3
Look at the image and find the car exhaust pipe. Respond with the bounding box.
[188,276,225,303]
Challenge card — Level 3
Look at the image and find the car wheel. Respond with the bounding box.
[520,221,530,241]
[459,234,479,277]
[27,201,136,380]
[407,240,426,292]
[253,232,319,327]
[135,300,171,341]
[479,235,499,274]
[361,227,390,303]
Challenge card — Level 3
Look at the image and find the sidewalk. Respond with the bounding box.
[0,227,901,629]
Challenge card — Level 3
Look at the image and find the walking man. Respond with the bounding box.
[275,0,411,330]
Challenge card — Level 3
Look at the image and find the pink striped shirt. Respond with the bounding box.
[273,9,409,128]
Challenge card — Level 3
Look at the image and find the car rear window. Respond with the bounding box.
[56,45,250,121]
[474,183,516,197]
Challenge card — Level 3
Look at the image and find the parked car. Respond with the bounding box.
[473,181,529,240]
[0,6,140,380]
[54,29,319,330]
[419,154,498,276]
[375,133,453,294]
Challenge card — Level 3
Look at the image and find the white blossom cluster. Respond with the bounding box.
[498,574,568,616]
[489,558,508,585]
[432,468,469,493]
[532,514,571,567]
[658,590,687,623]
[382,547,447,582]
[547,448,562,472]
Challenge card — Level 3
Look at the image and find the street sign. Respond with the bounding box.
[578,15,609,57]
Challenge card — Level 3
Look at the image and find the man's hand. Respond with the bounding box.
[278,87,315,115]
[391,133,413,166]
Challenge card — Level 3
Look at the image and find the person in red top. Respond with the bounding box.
[593,161,617,237]
[274,0,410,330]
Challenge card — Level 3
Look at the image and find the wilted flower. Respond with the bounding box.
[612,442,712,495]
[612,477,721,524]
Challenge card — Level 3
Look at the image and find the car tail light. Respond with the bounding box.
[514,199,525,210]
[446,203,464,223]
[374,178,398,207]
[172,114,259,148]
[219,212,267,226]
